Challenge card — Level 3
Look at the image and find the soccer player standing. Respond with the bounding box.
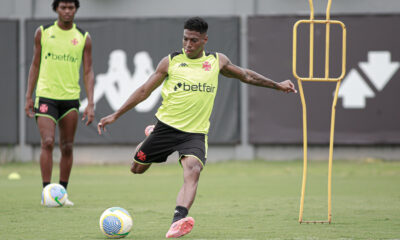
[25,0,94,206]
[97,17,296,237]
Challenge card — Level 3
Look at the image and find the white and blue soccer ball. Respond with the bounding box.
[99,207,133,238]
[41,183,68,207]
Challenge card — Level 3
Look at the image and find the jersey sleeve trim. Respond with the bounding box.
[83,32,88,44]
[170,51,182,60]
[40,25,45,46]
[216,53,220,73]
[76,26,87,37]
[42,23,53,31]
[205,52,217,58]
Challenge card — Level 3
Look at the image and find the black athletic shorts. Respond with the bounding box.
[34,97,80,123]
[133,120,208,167]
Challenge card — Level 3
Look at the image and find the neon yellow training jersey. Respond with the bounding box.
[36,21,88,100]
[156,49,220,134]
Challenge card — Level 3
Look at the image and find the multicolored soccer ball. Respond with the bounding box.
[41,183,68,207]
[99,207,133,238]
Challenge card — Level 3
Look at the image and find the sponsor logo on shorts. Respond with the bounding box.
[39,104,48,113]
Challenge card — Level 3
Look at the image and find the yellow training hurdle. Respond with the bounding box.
[292,0,347,224]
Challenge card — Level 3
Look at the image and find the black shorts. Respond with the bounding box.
[34,97,80,123]
[133,120,208,166]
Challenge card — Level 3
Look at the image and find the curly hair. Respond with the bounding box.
[52,0,80,11]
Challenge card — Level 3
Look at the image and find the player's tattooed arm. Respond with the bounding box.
[219,53,297,93]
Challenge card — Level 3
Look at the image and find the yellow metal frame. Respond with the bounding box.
[293,0,346,224]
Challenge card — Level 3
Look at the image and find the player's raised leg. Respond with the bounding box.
[166,156,202,238]
[130,159,151,174]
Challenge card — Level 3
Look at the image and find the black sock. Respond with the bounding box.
[59,181,68,190]
[42,182,50,188]
[172,206,188,223]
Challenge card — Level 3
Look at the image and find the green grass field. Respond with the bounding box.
[0,160,399,240]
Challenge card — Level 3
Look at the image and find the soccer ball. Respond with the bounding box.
[41,183,68,207]
[99,207,133,238]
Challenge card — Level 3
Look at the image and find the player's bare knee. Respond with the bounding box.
[189,164,202,176]
[60,141,73,156]
[184,161,203,176]
[130,165,141,174]
[41,137,55,151]
[130,163,147,174]
[131,169,145,174]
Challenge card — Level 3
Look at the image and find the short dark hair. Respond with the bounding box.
[184,17,208,34]
[52,0,80,11]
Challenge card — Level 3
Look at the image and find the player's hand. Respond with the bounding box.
[97,113,118,135]
[82,103,95,126]
[278,80,297,93]
[25,98,35,118]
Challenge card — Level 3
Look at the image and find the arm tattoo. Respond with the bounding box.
[221,62,280,90]
[244,70,280,90]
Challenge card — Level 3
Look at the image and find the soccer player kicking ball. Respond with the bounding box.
[97,17,296,238]
[25,0,94,206]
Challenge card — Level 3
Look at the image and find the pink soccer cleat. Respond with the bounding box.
[165,217,195,238]
[144,125,155,137]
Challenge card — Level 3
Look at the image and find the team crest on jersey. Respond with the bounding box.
[71,38,78,46]
[39,104,48,113]
[202,61,211,71]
